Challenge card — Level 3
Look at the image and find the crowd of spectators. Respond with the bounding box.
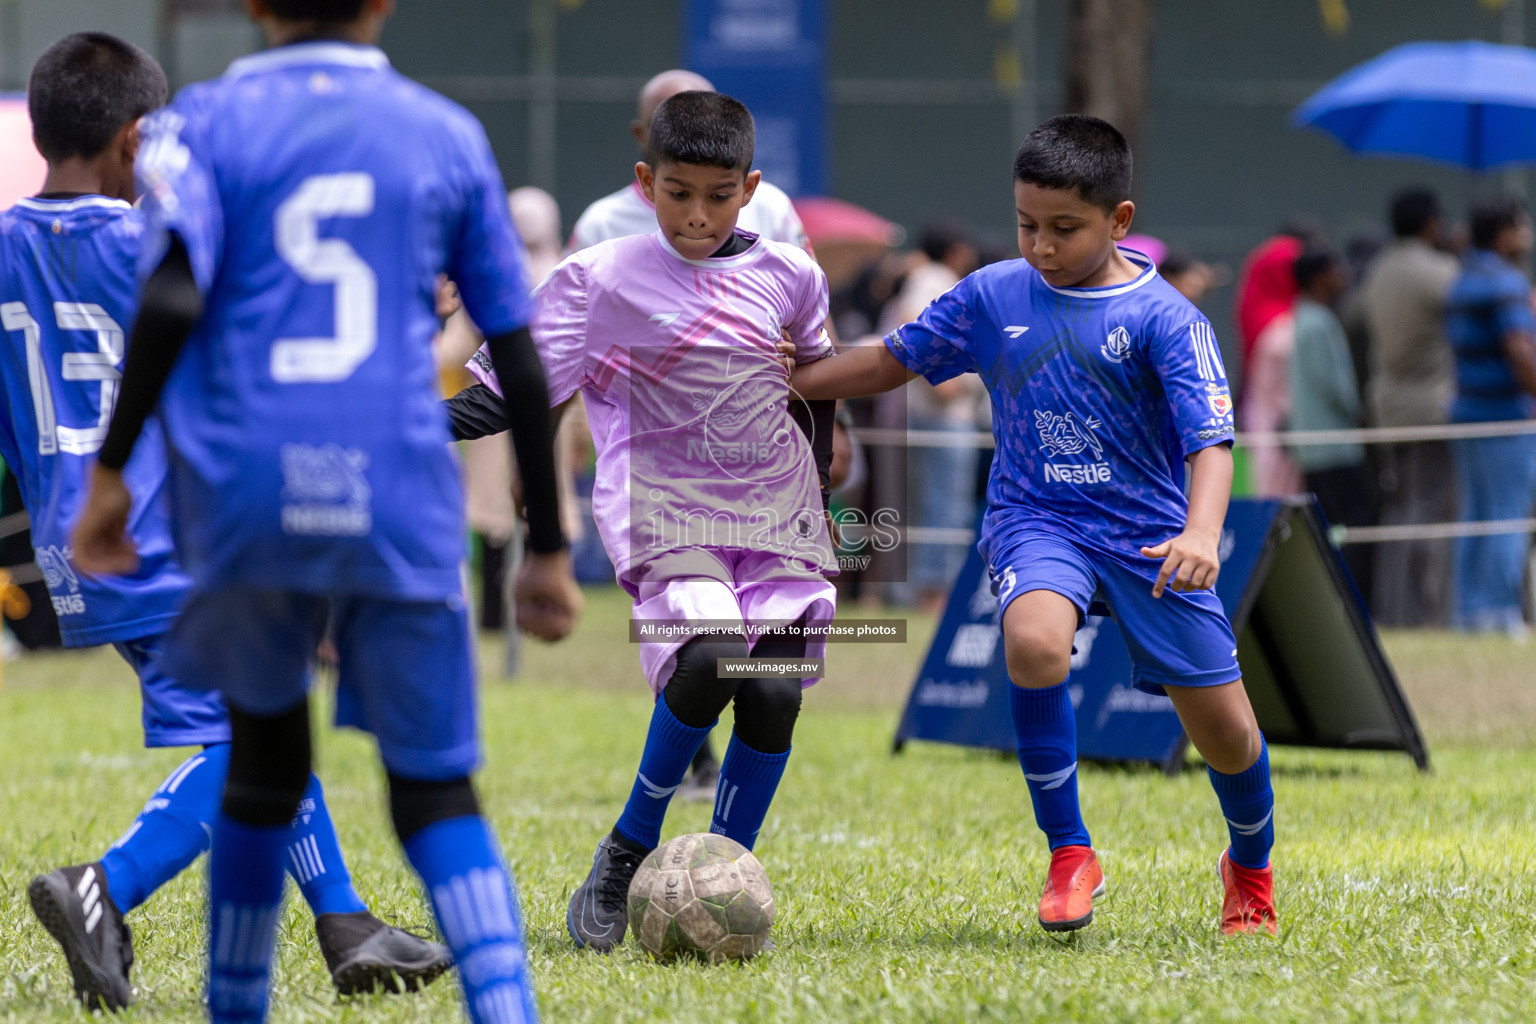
[1237,187,1536,636]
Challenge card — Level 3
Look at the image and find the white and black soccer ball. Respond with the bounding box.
[626,832,774,962]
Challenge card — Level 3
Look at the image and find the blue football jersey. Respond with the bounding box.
[884,250,1236,569]
[0,196,190,645]
[134,42,532,599]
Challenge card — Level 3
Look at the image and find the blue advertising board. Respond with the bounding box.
[685,0,827,197]
[894,498,1428,773]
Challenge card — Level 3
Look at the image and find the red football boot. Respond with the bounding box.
[1218,848,1277,935]
[1037,845,1105,932]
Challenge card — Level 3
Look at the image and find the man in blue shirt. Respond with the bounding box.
[70,3,581,1022]
[1444,195,1536,635]
[790,115,1277,937]
[2,32,448,1012]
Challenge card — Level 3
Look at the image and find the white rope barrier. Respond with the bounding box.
[1334,518,1536,544]
[847,419,1536,451]
[843,422,1536,547]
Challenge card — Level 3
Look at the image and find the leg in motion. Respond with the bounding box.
[569,634,745,951]
[1001,589,1103,932]
[710,620,807,850]
[1165,681,1276,935]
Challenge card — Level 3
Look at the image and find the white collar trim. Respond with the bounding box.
[14,196,132,213]
[651,229,765,270]
[1040,247,1159,299]
[225,42,389,80]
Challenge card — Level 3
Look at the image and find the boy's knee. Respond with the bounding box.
[222,700,312,827]
[731,675,803,754]
[661,635,749,728]
[1003,629,1071,689]
[1201,719,1263,775]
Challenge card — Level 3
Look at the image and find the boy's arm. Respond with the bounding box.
[789,344,918,401]
[1140,444,1232,598]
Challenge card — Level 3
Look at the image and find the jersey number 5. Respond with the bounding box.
[1,301,124,456]
[271,172,378,383]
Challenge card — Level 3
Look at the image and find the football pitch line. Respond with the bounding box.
[1,595,1534,1023]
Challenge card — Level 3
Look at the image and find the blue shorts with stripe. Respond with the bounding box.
[984,525,1241,696]
[113,633,231,748]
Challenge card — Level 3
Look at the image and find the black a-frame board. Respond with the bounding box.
[893,497,1430,773]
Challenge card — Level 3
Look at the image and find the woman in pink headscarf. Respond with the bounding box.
[1234,235,1305,496]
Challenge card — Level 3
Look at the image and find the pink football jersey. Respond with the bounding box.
[470,229,834,582]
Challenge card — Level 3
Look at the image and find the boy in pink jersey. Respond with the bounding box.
[449,91,836,953]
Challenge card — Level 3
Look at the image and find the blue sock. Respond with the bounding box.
[613,698,713,849]
[404,816,538,1024]
[710,734,790,851]
[284,774,367,916]
[99,743,230,913]
[1009,683,1091,850]
[207,815,288,1024]
[1208,738,1274,869]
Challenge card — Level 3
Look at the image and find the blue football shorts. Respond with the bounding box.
[165,589,479,780]
[983,525,1241,695]
[113,632,232,749]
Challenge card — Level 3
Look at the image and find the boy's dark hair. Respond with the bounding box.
[28,33,167,163]
[1470,194,1526,250]
[1390,187,1441,239]
[1293,246,1340,291]
[1012,114,1131,213]
[646,91,754,173]
[263,0,370,20]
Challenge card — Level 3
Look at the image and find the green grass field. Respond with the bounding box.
[3,587,1535,1023]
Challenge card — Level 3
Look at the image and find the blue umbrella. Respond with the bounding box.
[1293,40,1536,171]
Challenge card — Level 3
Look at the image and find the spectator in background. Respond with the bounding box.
[1361,187,1460,627]
[1444,196,1536,636]
[1161,250,1218,306]
[1234,232,1306,495]
[1289,247,1373,595]
[886,224,983,613]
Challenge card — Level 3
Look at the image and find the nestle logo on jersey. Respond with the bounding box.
[1044,462,1112,484]
[684,439,776,464]
[1035,410,1113,484]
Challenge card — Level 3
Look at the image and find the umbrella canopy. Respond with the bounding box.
[1293,40,1536,171]
[792,196,905,249]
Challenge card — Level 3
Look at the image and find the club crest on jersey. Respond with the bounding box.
[1101,325,1132,363]
[1206,383,1233,418]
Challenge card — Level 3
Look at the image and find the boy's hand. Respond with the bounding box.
[71,465,139,576]
[1140,528,1220,598]
[434,274,462,322]
[514,548,582,641]
[776,331,796,377]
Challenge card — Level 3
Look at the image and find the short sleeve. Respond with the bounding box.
[786,255,832,364]
[883,276,981,385]
[1493,273,1536,336]
[446,120,532,338]
[1148,317,1235,456]
[464,254,587,406]
[135,102,223,294]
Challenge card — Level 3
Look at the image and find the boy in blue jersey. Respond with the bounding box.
[2,32,450,1012]
[789,115,1278,936]
[70,3,581,1023]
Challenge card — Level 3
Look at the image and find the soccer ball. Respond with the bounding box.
[626,833,774,962]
